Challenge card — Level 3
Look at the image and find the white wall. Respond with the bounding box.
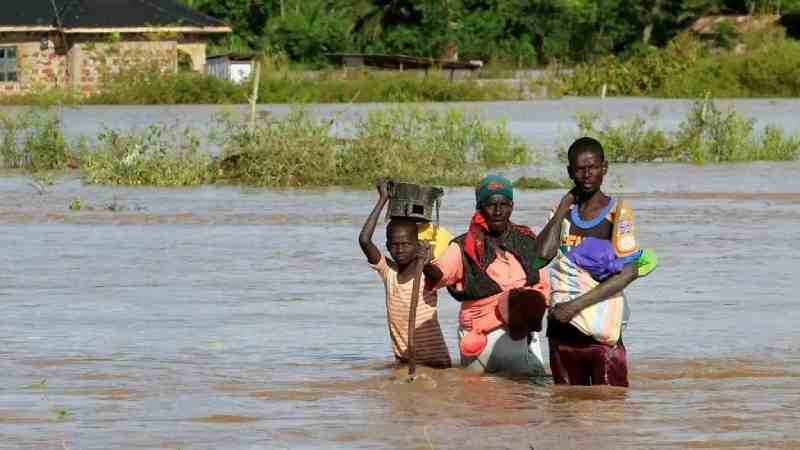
[229,62,252,83]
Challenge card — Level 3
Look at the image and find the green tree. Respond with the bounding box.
[351,0,425,39]
[180,0,276,47]
[625,0,684,45]
[264,0,352,64]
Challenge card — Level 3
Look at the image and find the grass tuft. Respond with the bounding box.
[0,109,74,170]
[216,109,339,187]
[216,106,531,187]
[81,125,216,186]
[569,98,800,163]
[513,176,567,190]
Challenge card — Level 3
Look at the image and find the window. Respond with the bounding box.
[0,47,18,82]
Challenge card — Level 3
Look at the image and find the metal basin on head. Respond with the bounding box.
[387,182,444,223]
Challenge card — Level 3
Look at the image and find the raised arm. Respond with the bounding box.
[358,180,390,265]
[550,264,639,323]
[535,190,575,263]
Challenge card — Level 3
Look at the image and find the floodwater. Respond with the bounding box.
[0,101,799,449]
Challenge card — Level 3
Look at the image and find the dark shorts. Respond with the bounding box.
[548,338,629,387]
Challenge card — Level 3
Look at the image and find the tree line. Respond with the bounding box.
[181,0,800,67]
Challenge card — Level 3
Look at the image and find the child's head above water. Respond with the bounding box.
[386,219,419,268]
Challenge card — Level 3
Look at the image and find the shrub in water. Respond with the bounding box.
[216,109,339,187]
[569,98,800,163]
[337,108,478,186]
[337,107,530,186]
[571,110,672,162]
[0,108,70,170]
[675,99,800,162]
[513,177,567,190]
[74,105,532,187]
[82,125,215,186]
[216,106,531,187]
[757,126,800,161]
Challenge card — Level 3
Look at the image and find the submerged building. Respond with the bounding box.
[0,0,230,95]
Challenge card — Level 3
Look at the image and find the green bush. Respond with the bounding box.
[569,98,800,163]
[65,105,533,187]
[659,37,800,98]
[0,108,71,170]
[674,100,800,162]
[0,87,84,107]
[513,177,567,190]
[262,0,351,67]
[91,64,247,104]
[337,107,528,186]
[573,110,672,162]
[336,108,472,186]
[256,73,520,103]
[566,30,800,98]
[732,39,800,96]
[216,109,339,187]
[217,106,531,187]
[713,21,739,50]
[758,126,800,161]
[566,33,703,97]
[82,125,215,186]
[658,56,747,98]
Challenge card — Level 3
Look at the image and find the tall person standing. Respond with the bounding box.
[536,137,658,387]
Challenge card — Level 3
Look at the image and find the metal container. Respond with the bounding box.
[387,182,444,222]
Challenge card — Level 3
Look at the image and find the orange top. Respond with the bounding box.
[433,243,529,293]
[432,242,549,334]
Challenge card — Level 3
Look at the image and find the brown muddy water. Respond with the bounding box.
[0,161,798,450]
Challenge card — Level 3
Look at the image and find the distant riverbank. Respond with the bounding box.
[1,31,799,106]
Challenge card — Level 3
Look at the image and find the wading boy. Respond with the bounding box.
[359,180,451,368]
[536,137,657,386]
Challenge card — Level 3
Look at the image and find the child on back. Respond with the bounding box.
[359,180,451,368]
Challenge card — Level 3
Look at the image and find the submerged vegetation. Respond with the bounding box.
[1,100,798,188]
[513,177,569,190]
[570,98,800,163]
[0,108,75,171]
[215,109,340,186]
[82,125,216,186]
[0,106,531,187]
[333,108,529,186]
[209,107,528,187]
